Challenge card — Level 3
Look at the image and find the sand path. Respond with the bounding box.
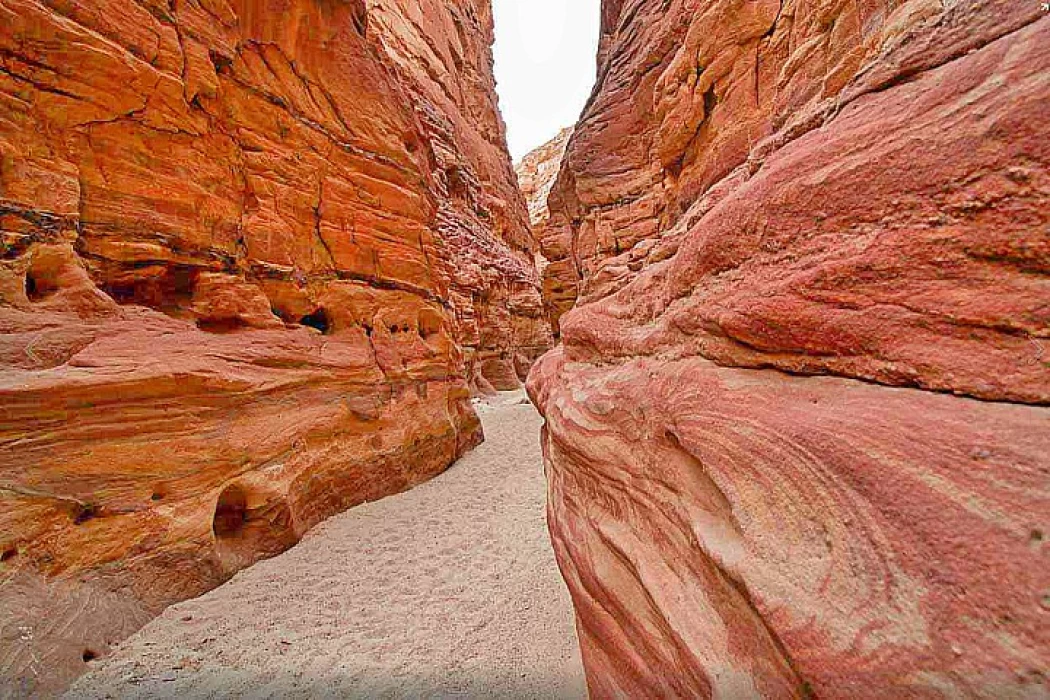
[69,392,586,699]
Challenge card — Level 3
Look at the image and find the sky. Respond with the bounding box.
[491,0,601,162]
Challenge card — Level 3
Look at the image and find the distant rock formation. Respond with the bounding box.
[530,0,1050,696]
[0,0,547,694]
[516,127,575,338]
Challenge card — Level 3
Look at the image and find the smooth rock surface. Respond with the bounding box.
[532,0,1050,696]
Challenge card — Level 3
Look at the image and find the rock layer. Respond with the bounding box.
[531,0,1050,696]
[0,0,544,694]
[369,0,552,391]
[516,127,575,338]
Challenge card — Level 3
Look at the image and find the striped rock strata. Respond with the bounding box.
[530,0,1050,696]
[0,0,546,694]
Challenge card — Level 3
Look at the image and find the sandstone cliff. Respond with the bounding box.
[0,0,544,694]
[515,127,574,339]
[531,0,1050,696]
[369,0,552,391]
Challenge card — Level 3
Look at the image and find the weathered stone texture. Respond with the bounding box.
[532,0,1050,696]
[0,0,545,694]
[516,127,574,338]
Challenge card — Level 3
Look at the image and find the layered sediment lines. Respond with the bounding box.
[369,0,552,391]
[516,127,574,339]
[0,0,545,694]
[531,0,1050,696]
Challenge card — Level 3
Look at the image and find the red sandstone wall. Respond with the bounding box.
[532,0,1050,696]
[0,0,544,694]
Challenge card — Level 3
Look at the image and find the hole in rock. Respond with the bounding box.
[212,484,297,574]
[418,310,442,340]
[209,50,233,74]
[445,167,468,200]
[300,308,332,334]
[25,272,54,300]
[73,502,99,525]
[1,547,17,563]
[703,84,718,118]
[25,270,59,302]
[151,490,165,502]
[196,317,249,334]
[82,649,97,663]
[100,265,199,312]
[213,486,248,539]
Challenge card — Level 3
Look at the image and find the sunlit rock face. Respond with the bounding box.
[530,0,1050,696]
[0,0,544,693]
[516,127,575,339]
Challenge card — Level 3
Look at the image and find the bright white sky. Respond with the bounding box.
[492,0,601,162]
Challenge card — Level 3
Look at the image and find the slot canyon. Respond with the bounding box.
[1,0,1048,698]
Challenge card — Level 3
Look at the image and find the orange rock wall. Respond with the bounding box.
[532,0,1050,696]
[369,0,552,391]
[0,0,543,693]
[516,127,574,338]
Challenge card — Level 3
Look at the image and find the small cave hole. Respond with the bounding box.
[445,167,468,200]
[300,308,332,334]
[82,649,98,663]
[100,265,199,312]
[209,50,233,74]
[196,317,249,334]
[73,502,99,525]
[362,323,374,338]
[271,306,294,324]
[213,485,248,539]
[1032,529,1045,544]
[418,313,442,340]
[25,271,58,302]
[703,84,718,118]
[150,490,165,502]
[1,547,17,563]
[212,484,297,574]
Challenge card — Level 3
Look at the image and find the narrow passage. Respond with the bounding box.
[69,392,586,699]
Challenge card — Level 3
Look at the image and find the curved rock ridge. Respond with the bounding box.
[515,127,574,338]
[0,0,546,694]
[531,0,1050,696]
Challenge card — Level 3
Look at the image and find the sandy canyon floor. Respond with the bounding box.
[67,392,586,699]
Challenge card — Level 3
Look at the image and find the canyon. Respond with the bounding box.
[1,0,1048,697]
[0,0,548,694]
[529,0,1050,697]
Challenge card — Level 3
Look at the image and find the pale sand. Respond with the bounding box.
[68,391,587,699]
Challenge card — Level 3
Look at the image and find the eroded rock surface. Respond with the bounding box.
[369,0,552,391]
[531,0,1050,696]
[516,127,574,338]
[0,0,545,694]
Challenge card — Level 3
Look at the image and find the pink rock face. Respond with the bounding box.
[532,0,1050,696]
[0,0,545,694]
